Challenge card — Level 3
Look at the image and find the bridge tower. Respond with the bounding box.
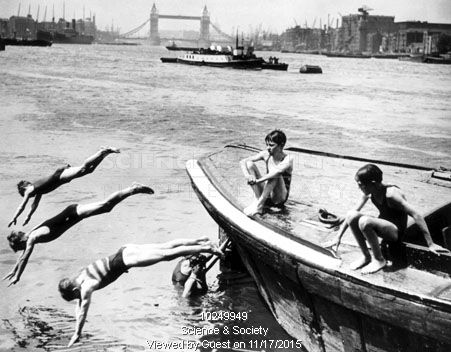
[150,3,160,45]
[199,6,210,47]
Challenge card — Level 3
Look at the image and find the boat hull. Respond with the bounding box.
[37,30,93,44]
[186,146,451,352]
[176,57,263,69]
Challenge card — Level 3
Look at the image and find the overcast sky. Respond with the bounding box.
[1,0,450,34]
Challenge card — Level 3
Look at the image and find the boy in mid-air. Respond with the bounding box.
[59,237,223,347]
[9,146,120,227]
[240,129,293,216]
[4,183,153,285]
[324,164,448,274]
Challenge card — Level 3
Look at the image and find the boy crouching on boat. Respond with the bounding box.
[325,164,449,274]
[59,237,223,347]
[240,130,293,216]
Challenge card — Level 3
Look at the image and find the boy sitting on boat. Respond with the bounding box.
[240,130,293,216]
[324,164,449,274]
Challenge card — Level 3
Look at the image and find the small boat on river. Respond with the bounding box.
[186,144,451,352]
[2,38,52,47]
[175,45,263,69]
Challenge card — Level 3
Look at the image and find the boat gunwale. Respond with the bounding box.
[187,146,451,312]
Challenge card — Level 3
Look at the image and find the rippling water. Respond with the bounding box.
[0,43,450,351]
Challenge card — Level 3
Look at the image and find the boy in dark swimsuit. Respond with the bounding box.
[58,237,223,347]
[4,183,154,285]
[240,130,293,216]
[8,146,120,227]
[323,164,448,274]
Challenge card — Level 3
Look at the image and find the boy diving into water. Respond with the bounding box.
[59,237,223,347]
[9,146,120,227]
[4,183,153,285]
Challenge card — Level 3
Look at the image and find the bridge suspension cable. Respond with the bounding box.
[210,22,233,40]
[119,18,150,38]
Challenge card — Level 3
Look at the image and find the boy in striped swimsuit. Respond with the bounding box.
[58,237,223,347]
[4,183,154,285]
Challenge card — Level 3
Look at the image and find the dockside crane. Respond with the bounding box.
[358,5,373,19]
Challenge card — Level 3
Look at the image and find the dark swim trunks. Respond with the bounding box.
[32,165,71,195]
[38,204,81,238]
[85,247,129,290]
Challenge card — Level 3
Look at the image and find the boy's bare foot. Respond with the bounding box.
[244,202,263,216]
[131,182,154,194]
[361,258,387,274]
[196,236,210,243]
[101,146,121,154]
[349,255,371,270]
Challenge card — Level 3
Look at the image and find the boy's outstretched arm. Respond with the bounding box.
[323,194,370,252]
[8,192,31,227]
[68,287,93,347]
[23,194,42,226]
[6,238,36,286]
[392,193,450,255]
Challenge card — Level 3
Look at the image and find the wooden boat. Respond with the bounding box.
[2,38,52,47]
[186,144,451,352]
[262,61,288,71]
[160,57,178,63]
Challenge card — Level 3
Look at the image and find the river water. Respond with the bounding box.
[0,43,450,352]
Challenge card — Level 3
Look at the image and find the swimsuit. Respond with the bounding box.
[38,204,81,238]
[371,185,408,241]
[172,259,190,284]
[84,247,129,289]
[264,154,292,207]
[31,165,71,195]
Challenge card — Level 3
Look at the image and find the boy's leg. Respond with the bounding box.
[244,161,264,198]
[347,211,372,270]
[359,217,398,274]
[59,147,120,181]
[154,237,210,249]
[123,242,222,267]
[75,183,154,218]
[244,175,286,216]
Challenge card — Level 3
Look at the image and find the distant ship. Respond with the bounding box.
[37,28,94,44]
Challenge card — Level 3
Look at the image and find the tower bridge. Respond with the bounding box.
[120,4,233,46]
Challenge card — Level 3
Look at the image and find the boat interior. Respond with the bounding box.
[198,144,451,302]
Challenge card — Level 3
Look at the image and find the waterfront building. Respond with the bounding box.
[338,13,396,53]
[395,21,451,53]
[0,18,8,38]
[8,15,36,39]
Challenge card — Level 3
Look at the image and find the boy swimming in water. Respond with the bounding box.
[324,164,448,274]
[240,130,293,216]
[4,183,154,285]
[8,146,120,227]
[58,237,223,347]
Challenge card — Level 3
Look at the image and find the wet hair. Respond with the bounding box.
[7,231,27,252]
[265,129,287,147]
[186,254,209,268]
[17,180,32,197]
[58,278,80,301]
[355,164,383,185]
